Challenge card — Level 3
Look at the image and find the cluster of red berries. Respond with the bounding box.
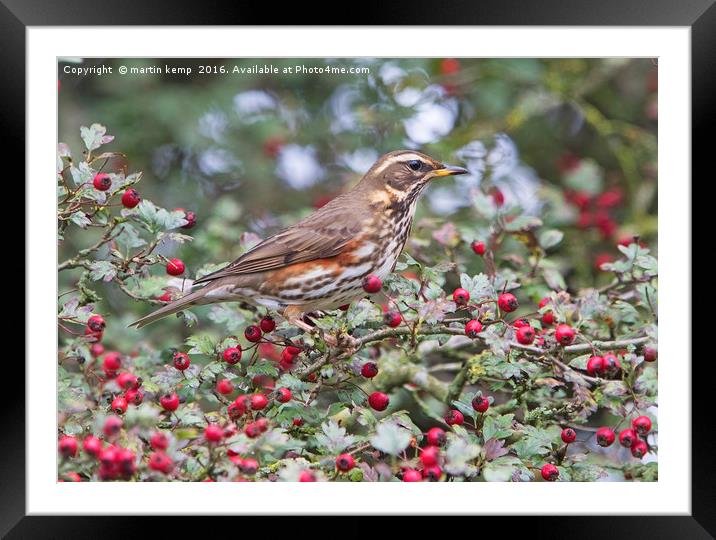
[401,427,451,482]
[460,294,577,349]
[586,353,621,377]
[595,415,652,459]
[59,420,142,480]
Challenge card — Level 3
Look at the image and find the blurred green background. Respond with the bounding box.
[58,57,657,347]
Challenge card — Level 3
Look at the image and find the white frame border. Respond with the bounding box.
[29,26,690,515]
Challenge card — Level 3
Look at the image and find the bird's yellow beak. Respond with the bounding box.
[433,164,469,177]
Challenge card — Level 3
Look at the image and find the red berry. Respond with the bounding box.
[555,324,576,346]
[497,293,518,312]
[160,392,179,412]
[102,365,118,379]
[368,391,390,412]
[515,325,535,345]
[471,395,490,413]
[276,387,292,403]
[541,311,555,326]
[336,453,355,472]
[512,318,530,329]
[166,258,185,276]
[82,435,103,457]
[231,395,250,416]
[111,396,128,415]
[150,431,169,451]
[121,188,141,208]
[632,416,652,436]
[173,352,190,371]
[299,470,316,482]
[538,297,551,309]
[619,428,637,448]
[240,458,259,475]
[60,472,82,482]
[602,353,621,375]
[420,445,440,467]
[250,393,269,410]
[204,424,224,443]
[384,311,402,327]
[490,188,505,207]
[471,241,486,255]
[630,439,648,459]
[216,378,235,395]
[157,290,173,303]
[292,417,304,427]
[362,274,383,293]
[222,346,242,365]
[596,427,615,447]
[103,415,123,437]
[361,362,379,378]
[58,435,78,458]
[244,325,262,343]
[444,409,464,426]
[149,452,173,474]
[440,58,460,75]
[90,343,105,357]
[465,319,483,338]
[402,468,423,482]
[422,465,442,481]
[452,288,470,306]
[124,388,144,405]
[92,173,112,191]
[643,347,658,362]
[99,446,118,467]
[117,372,139,390]
[245,422,262,438]
[260,315,276,333]
[426,427,446,447]
[596,188,623,209]
[175,208,197,229]
[561,428,577,444]
[102,352,122,372]
[116,448,137,478]
[586,355,605,376]
[541,463,559,481]
[87,314,106,333]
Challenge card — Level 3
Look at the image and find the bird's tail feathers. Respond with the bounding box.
[129,288,209,329]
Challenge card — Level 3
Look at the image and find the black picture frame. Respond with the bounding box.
[6,1,710,537]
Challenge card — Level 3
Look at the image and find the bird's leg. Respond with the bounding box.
[283,306,338,347]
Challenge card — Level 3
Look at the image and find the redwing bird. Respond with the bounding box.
[130,150,467,334]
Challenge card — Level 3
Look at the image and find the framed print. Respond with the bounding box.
[5,0,712,536]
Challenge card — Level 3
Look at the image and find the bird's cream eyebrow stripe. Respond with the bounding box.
[373,153,426,174]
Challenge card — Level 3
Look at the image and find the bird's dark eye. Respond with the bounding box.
[408,160,422,171]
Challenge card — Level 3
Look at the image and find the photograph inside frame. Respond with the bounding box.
[56,57,658,483]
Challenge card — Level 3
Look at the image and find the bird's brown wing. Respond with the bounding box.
[193,197,365,285]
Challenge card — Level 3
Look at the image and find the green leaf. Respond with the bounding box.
[69,211,92,229]
[185,334,216,356]
[370,421,412,456]
[563,159,603,195]
[538,229,564,249]
[459,273,495,302]
[80,123,114,152]
[444,433,481,476]
[482,455,521,482]
[482,414,514,441]
[315,420,356,454]
[511,425,560,460]
[89,261,117,282]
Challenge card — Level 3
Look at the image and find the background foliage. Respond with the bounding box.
[57,58,658,482]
